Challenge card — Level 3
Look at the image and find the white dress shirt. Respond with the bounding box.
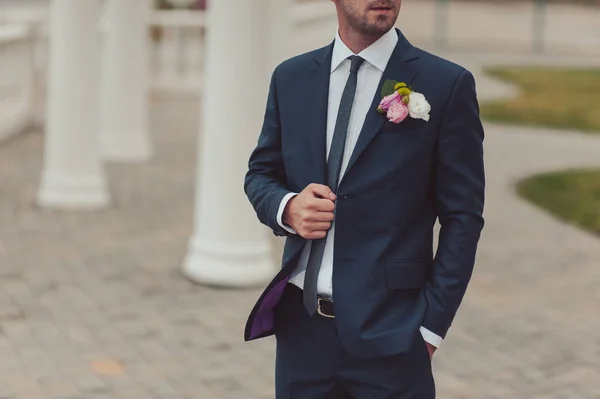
[275,28,442,348]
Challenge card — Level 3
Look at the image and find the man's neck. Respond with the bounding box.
[337,25,385,54]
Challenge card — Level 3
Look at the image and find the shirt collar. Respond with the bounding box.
[330,28,399,74]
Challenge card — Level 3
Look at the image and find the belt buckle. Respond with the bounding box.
[317,297,335,319]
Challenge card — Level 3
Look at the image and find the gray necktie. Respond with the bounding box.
[303,55,365,315]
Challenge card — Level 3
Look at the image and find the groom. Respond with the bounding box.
[244,0,485,397]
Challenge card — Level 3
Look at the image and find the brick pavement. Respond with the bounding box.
[2,80,600,398]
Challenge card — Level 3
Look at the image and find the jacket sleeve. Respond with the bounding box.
[244,66,294,237]
[422,69,486,338]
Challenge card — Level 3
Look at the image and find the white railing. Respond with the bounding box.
[149,10,206,94]
[0,24,36,143]
[0,8,48,142]
[147,4,336,93]
[0,2,337,141]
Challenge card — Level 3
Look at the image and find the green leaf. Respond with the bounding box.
[381,80,399,98]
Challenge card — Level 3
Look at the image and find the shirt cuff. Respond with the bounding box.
[276,192,298,234]
[420,326,443,348]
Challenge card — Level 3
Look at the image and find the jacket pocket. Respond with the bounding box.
[385,260,429,290]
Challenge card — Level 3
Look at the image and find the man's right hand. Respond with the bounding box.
[282,184,336,240]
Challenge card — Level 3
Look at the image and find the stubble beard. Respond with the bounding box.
[339,1,397,36]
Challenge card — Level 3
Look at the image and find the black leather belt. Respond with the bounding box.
[285,284,335,318]
[317,296,335,318]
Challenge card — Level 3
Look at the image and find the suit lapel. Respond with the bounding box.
[305,43,334,185]
[341,30,421,184]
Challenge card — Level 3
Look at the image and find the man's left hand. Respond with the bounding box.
[426,342,436,360]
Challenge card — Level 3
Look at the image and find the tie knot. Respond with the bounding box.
[348,56,365,74]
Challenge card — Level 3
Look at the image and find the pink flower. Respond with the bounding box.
[379,91,401,112]
[387,101,409,124]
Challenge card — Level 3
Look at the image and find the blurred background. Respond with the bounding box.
[0,0,599,398]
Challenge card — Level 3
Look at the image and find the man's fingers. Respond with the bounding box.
[291,184,337,239]
[309,211,334,222]
[308,184,336,201]
[299,221,331,233]
[298,220,332,239]
[304,230,327,240]
[310,222,331,231]
[307,198,335,212]
[300,209,333,222]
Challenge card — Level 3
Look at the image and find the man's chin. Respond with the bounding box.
[363,22,395,36]
[366,16,396,31]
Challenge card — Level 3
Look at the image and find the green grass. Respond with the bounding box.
[483,67,600,235]
[481,67,600,133]
[517,170,600,236]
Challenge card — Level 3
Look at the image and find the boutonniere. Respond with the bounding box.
[377,80,431,123]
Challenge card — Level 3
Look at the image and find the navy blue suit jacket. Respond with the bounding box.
[244,30,485,359]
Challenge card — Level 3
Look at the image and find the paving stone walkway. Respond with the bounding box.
[1,63,600,398]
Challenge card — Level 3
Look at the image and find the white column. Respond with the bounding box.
[182,0,276,287]
[99,0,152,162]
[38,0,109,209]
[267,0,295,74]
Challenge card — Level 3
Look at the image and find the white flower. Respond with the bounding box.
[408,92,431,122]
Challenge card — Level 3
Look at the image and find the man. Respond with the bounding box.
[243,0,485,397]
